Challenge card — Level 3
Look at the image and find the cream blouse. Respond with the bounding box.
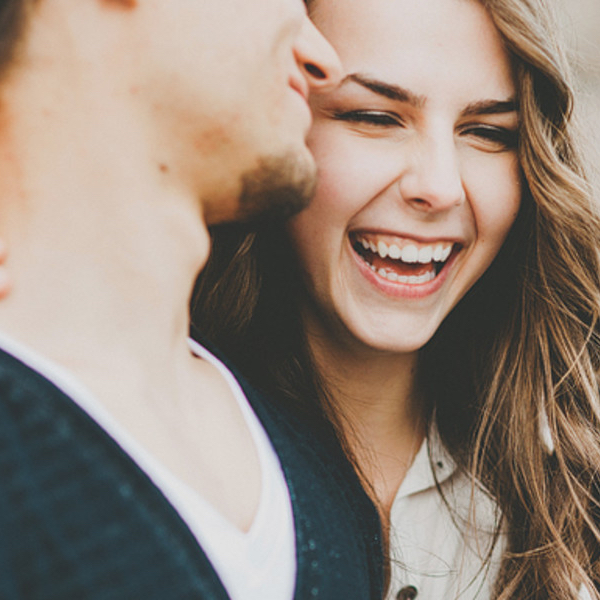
[387,429,503,600]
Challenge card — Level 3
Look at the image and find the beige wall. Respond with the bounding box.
[558,0,600,191]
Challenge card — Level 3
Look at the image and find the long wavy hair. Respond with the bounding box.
[192,0,600,597]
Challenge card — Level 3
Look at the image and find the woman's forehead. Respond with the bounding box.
[311,0,515,105]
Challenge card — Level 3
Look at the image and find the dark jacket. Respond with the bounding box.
[0,344,384,599]
[195,334,385,600]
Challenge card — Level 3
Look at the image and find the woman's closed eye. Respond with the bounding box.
[328,108,518,151]
[332,109,405,128]
[460,123,519,152]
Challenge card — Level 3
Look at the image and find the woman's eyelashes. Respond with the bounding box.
[460,123,519,151]
[332,109,404,128]
[330,108,519,151]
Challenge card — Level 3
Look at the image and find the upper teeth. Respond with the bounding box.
[359,238,453,264]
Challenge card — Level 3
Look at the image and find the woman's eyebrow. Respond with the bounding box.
[340,74,518,119]
[341,73,426,107]
[461,98,518,116]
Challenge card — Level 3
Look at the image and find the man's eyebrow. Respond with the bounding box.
[461,99,518,116]
[342,73,426,107]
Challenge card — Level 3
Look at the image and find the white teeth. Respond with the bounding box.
[355,235,454,267]
[377,269,400,283]
[400,270,436,284]
[418,246,433,264]
[401,244,419,263]
[388,244,402,259]
[377,241,389,259]
[374,266,436,285]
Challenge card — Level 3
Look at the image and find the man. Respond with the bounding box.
[0,1,383,599]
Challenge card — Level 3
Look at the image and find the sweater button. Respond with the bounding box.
[396,585,418,599]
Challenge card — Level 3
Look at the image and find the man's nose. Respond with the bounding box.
[294,16,342,93]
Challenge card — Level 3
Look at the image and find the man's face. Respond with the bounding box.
[128,0,341,224]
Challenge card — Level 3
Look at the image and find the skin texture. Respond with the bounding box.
[101,0,138,9]
[0,242,8,299]
[288,0,522,508]
[191,1,600,594]
[0,0,342,301]
[0,0,341,535]
[102,0,341,224]
[292,0,520,358]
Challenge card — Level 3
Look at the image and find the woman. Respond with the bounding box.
[193,0,600,597]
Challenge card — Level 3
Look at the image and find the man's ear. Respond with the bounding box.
[0,240,11,300]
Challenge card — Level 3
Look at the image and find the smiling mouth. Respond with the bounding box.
[350,232,458,284]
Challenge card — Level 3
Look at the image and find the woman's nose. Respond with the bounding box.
[294,16,342,94]
[398,133,466,213]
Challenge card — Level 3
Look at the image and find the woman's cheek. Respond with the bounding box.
[464,153,522,247]
[313,142,402,218]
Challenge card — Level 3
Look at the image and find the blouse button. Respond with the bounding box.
[396,585,418,599]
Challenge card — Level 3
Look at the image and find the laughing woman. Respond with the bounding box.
[193,0,600,597]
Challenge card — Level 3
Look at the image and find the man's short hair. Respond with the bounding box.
[0,0,31,76]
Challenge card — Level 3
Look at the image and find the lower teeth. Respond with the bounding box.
[369,263,436,284]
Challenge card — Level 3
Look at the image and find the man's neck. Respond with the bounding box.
[0,103,211,390]
[0,3,266,532]
[0,186,209,365]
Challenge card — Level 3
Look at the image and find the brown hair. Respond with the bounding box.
[0,0,32,77]
[192,0,600,596]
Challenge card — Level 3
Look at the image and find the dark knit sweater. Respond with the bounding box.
[203,344,385,600]
[0,344,384,599]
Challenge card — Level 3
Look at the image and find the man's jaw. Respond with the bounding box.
[234,152,317,225]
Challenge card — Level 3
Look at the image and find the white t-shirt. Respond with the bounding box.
[387,430,504,600]
[0,331,296,600]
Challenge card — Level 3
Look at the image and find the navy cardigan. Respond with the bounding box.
[195,334,385,600]
[0,344,384,599]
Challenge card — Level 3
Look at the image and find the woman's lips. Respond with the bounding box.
[349,231,461,297]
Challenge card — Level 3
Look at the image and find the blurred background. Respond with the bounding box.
[557,0,600,194]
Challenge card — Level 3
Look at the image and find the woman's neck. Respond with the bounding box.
[305,317,428,514]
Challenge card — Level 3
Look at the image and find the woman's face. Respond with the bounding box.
[289,0,522,356]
